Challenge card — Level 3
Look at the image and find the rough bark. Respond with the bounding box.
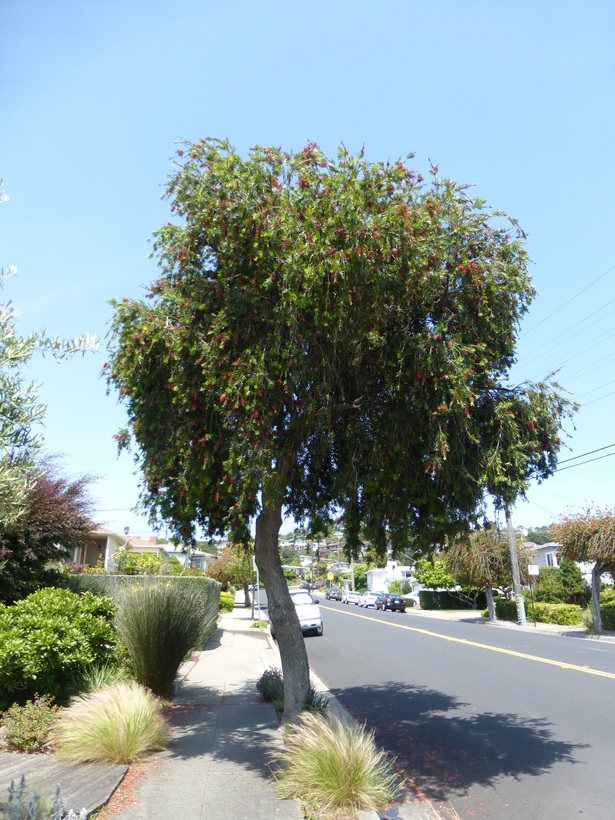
[485,584,497,621]
[242,583,251,608]
[592,562,604,633]
[254,485,310,723]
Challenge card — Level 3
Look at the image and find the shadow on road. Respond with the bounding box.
[332,681,588,801]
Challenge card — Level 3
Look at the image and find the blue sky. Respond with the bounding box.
[1,0,614,539]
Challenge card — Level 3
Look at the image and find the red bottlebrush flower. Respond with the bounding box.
[252,409,259,420]
[528,421,535,432]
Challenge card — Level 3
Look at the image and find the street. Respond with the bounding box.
[304,600,615,819]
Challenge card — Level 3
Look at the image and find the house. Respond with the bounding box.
[163,544,213,572]
[526,541,561,569]
[71,527,126,573]
[72,529,208,573]
[365,560,420,594]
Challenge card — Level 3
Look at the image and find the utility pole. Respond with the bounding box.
[505,505,526,626]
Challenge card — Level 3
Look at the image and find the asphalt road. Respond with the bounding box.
[304,600,615,819]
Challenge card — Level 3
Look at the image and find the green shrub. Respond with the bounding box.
[271,712,399,815]
[219,591,235,612]
[52,681,168,764]
[1,695,59,752]
[0,587,118,708]
[494,597,583,625]
[531,602,583,625]
[113,579,211,696]
[533,561,588,606]
[257,667,285,703]
[494,598,521,620]
[599,601,615,631]
[256,668,328,716]
[419,589,487,610]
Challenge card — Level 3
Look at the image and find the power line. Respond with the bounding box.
[521,262,615,338]
[555,451,615,473]
[574,379,615,400]
[558,442,615,465]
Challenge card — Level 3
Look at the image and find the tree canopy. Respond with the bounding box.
[0,459,95,603]
[552,507,615,631]
[107,139,573,719]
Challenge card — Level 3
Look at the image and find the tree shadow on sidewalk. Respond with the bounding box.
[162,683,281,775]
[331,681,588,802]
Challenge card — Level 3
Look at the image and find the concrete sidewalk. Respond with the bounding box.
[109,602,441,820]
[113,605,302,819]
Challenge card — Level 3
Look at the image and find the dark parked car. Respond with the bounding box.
[375,592,407,612]
[300,581,311,591]
[325,588,342,600]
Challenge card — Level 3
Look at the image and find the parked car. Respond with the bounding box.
[342,591,362,605]
[325,588,342,601]
[405,593,421,608]
[299,580,311,591]
[359,591,380,608]
[271,590,323,639]
[375,592,407,612]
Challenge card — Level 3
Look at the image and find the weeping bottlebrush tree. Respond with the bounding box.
[107,139,572,721]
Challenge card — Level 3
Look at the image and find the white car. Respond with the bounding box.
[359,591,379,608]
[342,591,362,605]
[289,590,324,636]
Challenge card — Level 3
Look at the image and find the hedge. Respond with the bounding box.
[600,602,615,631]
[419,589,486,611]
[486,597,583,626]
[67,574,221,642]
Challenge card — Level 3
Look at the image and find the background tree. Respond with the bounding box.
[481,380,575,617]
[444,528,532,618]
[0,459,95,603]
[552,507,615,631]
[413,557,457,591]
[107,140,571,721]
[532,560,588,606]
[527,527,553,546]
[206,543,255,605]
[351,564,368,591]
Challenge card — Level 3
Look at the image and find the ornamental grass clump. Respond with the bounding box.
[271,712,400,815]
[113,580,208,696]
[52,681,168,764]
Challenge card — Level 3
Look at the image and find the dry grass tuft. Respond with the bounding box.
[52,681,168,764]
[271,711,399,816]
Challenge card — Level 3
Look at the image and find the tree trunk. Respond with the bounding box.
[485,585,497,621]
[254,485,310,724]
[505,505,526,625]
[243,583,251,608]
[592,562,603,633]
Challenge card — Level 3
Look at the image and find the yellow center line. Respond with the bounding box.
[320,604,615,680]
